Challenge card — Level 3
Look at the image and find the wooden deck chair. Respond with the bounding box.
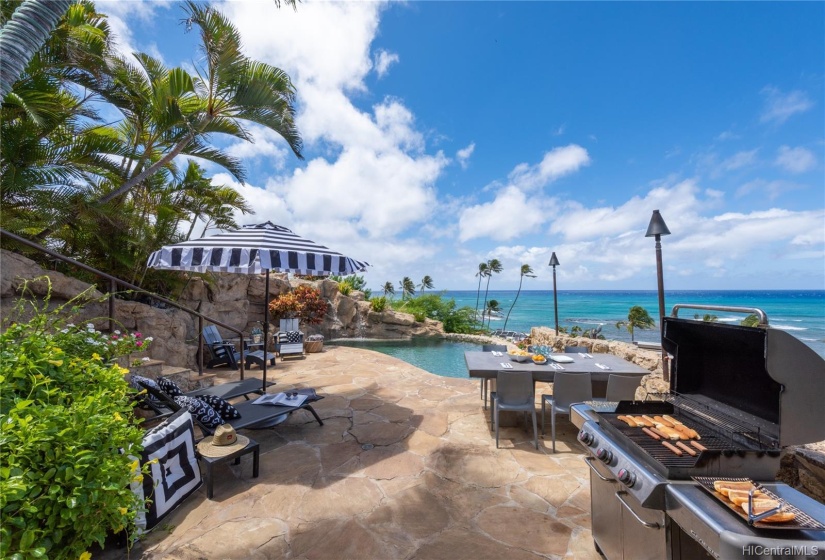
[203,325,242,369]
[277,330,305,359]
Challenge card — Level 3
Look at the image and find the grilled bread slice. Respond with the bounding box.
[713,480,759,496]
[740,500,796,523]
[726,489,765,505]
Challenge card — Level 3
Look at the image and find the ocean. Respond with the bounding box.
[440,290,825,358]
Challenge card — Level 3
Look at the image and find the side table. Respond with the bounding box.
[197,438,260,499]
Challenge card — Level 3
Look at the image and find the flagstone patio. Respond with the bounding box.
[115,345,601,560]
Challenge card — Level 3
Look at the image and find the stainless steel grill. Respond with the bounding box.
[573,305,825,560]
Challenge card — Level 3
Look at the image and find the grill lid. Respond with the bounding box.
[662,305,825,448]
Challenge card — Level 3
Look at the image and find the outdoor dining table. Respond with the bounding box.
[464,351,650,398]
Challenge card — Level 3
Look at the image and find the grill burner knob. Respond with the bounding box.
[578,430,595,446]
[618,468,636,488]
[596,448,613,464]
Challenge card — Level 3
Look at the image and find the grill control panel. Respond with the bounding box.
[578,421,668,509]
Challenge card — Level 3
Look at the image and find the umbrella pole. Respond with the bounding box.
[263,271,269,393]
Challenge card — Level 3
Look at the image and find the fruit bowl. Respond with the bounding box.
[531,354,547,365]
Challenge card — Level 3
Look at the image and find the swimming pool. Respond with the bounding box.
[330,338,482,379]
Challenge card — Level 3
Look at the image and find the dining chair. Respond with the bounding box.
[492,370,538,449]
[598,374,642,402]
[481,344,508,408]
[564,345,589,354]
[542,372,593,453]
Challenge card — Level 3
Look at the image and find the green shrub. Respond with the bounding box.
[0,280,147,559]
[413,311,426,322]
[390,293,479,334]
[370,296,388,312]
[338,283,353,296]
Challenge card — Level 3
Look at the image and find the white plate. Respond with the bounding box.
[549,355,575,363]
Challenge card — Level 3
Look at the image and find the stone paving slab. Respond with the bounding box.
[109,346,602,560]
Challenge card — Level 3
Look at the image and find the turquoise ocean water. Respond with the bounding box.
[442,290,825,358]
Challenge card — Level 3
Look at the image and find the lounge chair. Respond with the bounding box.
[203,325,242,368]
[139,382,324,436]
[174,377,276,401]
[277,330,305,359]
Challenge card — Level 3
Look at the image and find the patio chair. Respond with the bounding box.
[492,370,538,450]
[173,377,276,401]
[139,382,324,436]
[203,325,242,369]
[277,330,305,359]
[564,345,589,354]
[594,374,641,403]
[542,372,592,453]
[481,344,508,408]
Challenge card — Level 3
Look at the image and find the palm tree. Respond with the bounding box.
[382,282,395,298]
[419,275,434,293]
[399,277,416,300]
[693,313,718,322]
[481,258,502,320]
[95,1,303,205]
[484,300,501,328]
[0,0,74,99]
[474,262,488,319]
[503,264,535,331]
[616,305,656,342]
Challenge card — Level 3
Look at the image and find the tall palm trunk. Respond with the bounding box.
[474,275,484,319]
[0,0,73,98]
[482,274,492,325]
[503,276,524,331]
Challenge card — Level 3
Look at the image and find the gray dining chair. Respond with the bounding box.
[542,372,592,453]
[492,370,538,449]
[599,374,642,402]
[564,345,589,354]
[481,344,508,408]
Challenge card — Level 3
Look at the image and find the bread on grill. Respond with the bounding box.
[740,500,796,523]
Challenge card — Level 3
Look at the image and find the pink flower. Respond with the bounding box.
[134,333,142,338]
[112,335,119,340]
[135,341,143,347]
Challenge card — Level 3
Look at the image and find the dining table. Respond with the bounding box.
[464,350,651,398]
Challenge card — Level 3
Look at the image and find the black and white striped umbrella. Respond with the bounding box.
[147,221,369,275]
[147,222,369,390]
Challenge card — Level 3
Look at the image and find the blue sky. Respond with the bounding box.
[101,1,824,291]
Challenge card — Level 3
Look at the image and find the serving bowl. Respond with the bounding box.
[508,352,531,363]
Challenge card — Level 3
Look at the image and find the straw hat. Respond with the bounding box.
[197,425,249,457]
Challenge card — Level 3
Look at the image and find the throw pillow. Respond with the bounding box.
[195,395,241,420]
[129,374,159,392]
[173,396,224,429]
[285,330,302,344]
[158,377,184,397]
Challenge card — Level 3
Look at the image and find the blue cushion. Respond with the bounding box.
[158,377,183,397]
[195,395,241,420]
[284,331,302,344]
[173,396,224,429]
[130,374,159,392]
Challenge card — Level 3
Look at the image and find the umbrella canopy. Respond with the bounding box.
[147,222,369,390]
[147,221,369,275]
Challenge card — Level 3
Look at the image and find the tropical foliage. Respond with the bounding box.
[616,305,656,342]
[391,293,478,334]
[480,258,502,320]
[0,280,148,558]
[1,1,302,296]
[419,275,434,292]
[268,285,329,326]
[398,276,416,299]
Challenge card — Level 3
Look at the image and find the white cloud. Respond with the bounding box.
[775,145,816,174]
[760,86,814,125]
[373,49,399,78]
[720,149,759,171]
[458,186,548,242]
[736,179,803,200]
[456,142,475,169]
[224,124,290,168]
[507,145,591,191]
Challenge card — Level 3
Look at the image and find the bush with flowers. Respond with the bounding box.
[0,279,148,558]
[268,284,329,326]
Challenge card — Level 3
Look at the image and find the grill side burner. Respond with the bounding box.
[574,304,825,560]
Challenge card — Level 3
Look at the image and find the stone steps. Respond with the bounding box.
[161,365,216,391]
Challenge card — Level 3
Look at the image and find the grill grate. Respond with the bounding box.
[647,392,778,449]
[693,477,825,531]
[602,412,735,469]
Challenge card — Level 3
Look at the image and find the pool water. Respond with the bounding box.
[331,338,482,379]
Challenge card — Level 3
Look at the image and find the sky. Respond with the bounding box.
[99,0,824,291]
